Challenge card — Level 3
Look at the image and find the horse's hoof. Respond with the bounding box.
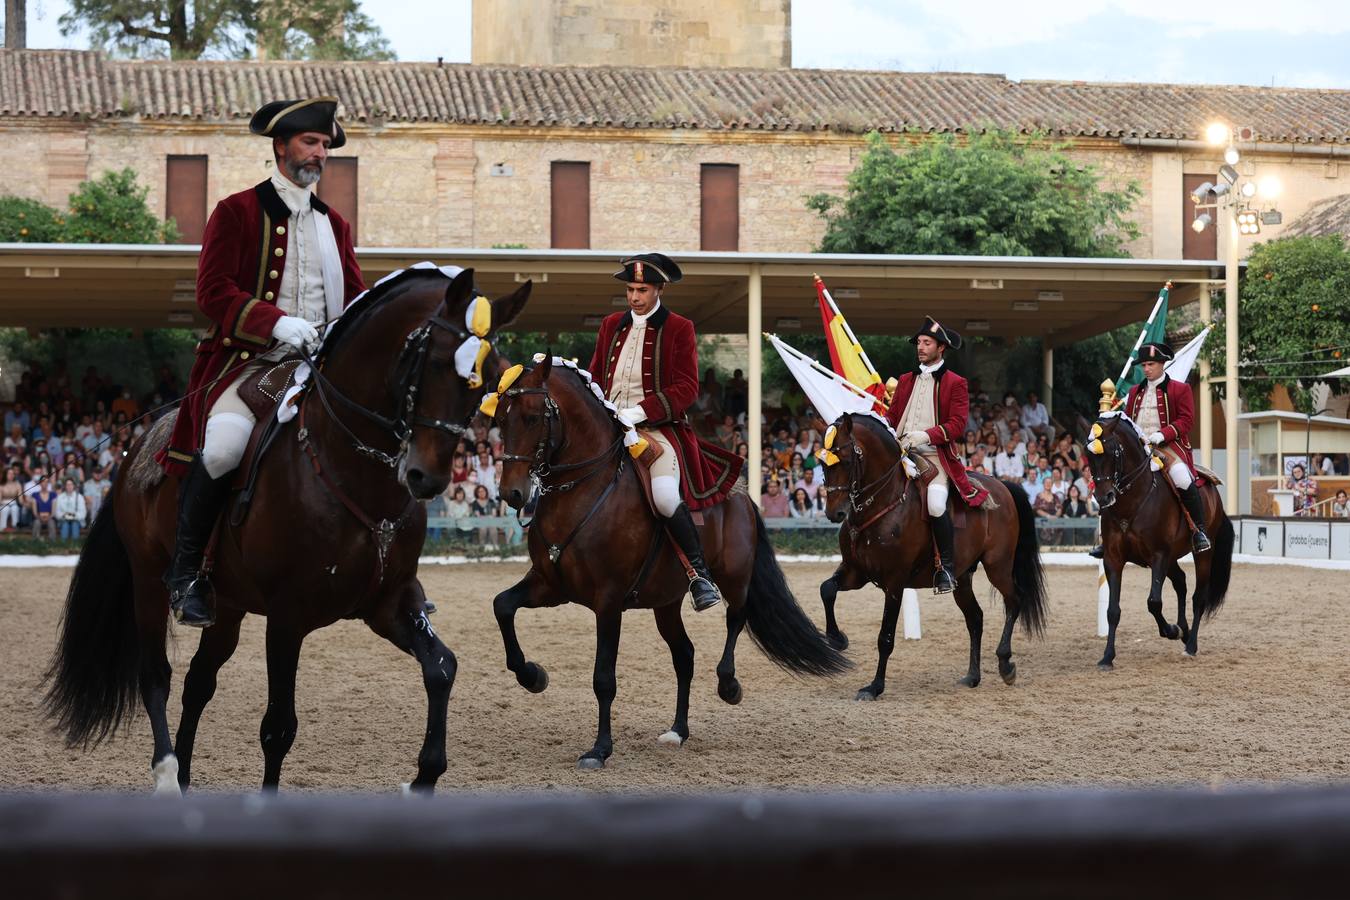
[718,680,743,705]
[1166,625,1181,640]
[1000,663,1017,686]
[523,663,549,694]
[1097,661,1114,672]
[400,782,412,796]
[657,730,686,748]
[826,631,849,651]
[958,674,980,688]
[577,755,607,771]
[151,755,181,797]
[855,688,879,701]
[1182,649,1197,659]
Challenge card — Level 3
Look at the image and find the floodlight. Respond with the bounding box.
[1190,182,1214,204]
[1211,182,1231,199]
[1192,213,1212,233]
[1237,210,1261,236]
[1241,181,1257,198]
[1219,164,1239,185]
[1224,145,1241,166]
[1259,176,1282,198]
[1206,122,1230,145]
[1261,210,1283,225]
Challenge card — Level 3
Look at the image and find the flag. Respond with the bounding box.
[1165,326,1211,385]
[816,274,885,402]
[1115,281,1170,397]
[767,334,882,425]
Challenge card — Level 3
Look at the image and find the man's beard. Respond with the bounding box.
[284,155,323,187]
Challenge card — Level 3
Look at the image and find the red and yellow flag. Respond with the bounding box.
[815,274,887,412]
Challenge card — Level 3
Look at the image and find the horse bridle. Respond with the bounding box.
[1093,422,1157,507]
[826,432,905,533]
[495,378,624,496]
[299,306,475,469]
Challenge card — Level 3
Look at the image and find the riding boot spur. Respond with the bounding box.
[929,510,958,594]
[1179,484,1213,553]
[664,503,723,612]
[164,455,233,628]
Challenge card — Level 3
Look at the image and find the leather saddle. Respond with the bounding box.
[228,357,306,526]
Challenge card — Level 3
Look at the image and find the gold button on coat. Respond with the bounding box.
[265,291,274,300]
[276,225,286,235]
[269,269,279,279]
[240,351,250,360]
[274,247,284,257]
[222,337,232,347]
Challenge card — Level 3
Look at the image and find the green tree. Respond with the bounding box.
[1206,234,1350,412]
[0,197,66,242]
[254,0,394,61]
[60,0,253,59]
[807,129,1142,257]
[62,168,179,243]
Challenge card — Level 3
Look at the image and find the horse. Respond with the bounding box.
[816,413,1048,700]
[44,267,530,793]
[1086,411,1234,668]
[485,354,850,769]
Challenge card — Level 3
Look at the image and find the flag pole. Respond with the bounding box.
[815,273,881,383]
[1117,282,1171,382]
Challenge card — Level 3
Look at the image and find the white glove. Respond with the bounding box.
[272,315,318,349]
[618,405,647,428]
[904,430,931,449]
[1148,431,1166,446]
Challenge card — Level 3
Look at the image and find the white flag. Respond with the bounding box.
[767,334,880,425]
[1165,327,1211,384]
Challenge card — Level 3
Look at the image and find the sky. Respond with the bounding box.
[11,0,1350,89]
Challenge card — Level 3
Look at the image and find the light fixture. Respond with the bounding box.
[1219,164,1239,185]
[1237,210,1261,235]
[1206,122,1230,145]
[965,319,991,331]
[970,278,1003,290]
[1192,213,1212,233]
[775,317,802,330]
[1190,182,1214,204]
[1259,176,1282,198]
[1241,181,1258,198]
[1224,145,1241,166]
[1211,182,1231,199]
[1261,210,1283,226]
[832,288,860,299]
[1012,300,1040,312]
[1036,290,1064,301]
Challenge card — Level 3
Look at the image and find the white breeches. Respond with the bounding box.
[645,430,682,518]
[1167,461,1194,491]
[922,452,949,517]
[202,367,259,479]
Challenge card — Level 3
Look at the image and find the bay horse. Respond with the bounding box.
[1086,411,1234,668]
[817,413,1048,699]
[44,267,530,793]
[486,355,850,769]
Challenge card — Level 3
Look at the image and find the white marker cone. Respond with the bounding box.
[1097,561,1110,637]
[902,588,921,640]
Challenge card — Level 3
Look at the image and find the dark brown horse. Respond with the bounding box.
[44,267,530,793]
[817,413,1048,699]
[1086,411,1234,668]
[486,355,849,769]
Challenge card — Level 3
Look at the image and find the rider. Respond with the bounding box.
[885,317,990,594]
[586,253,743,611]
[156,97,366,627]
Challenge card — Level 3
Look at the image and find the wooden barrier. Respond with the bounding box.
[2,787,1348,898]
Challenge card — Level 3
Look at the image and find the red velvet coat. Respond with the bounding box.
[587,305,742,511]
[1124,375,1196,474]
[158,180,364,476]
[885,365,990,507]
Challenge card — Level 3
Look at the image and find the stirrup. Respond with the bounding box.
[689,575,723,612]
[1191,531,1213,554]
[933,566,957,595]
[169,576,216,628]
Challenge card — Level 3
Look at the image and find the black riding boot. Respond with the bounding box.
[664,504,723,612]
[1087,544,1104,559]
[164,455,232,628]
[1179,484,1212,553]
[929,510,958,594]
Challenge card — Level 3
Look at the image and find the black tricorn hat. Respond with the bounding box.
[1137,341,1174,363]
[910,316,962,350]
[614,252,683,285]
[249,97,347,149]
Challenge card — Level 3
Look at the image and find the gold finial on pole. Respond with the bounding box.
[1098,378,1118,413]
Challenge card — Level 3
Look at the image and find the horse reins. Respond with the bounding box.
[829,435,906,538]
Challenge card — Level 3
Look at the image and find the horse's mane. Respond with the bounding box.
[531,354,641,447]
[845,410,900,448]
[318,262,469,358]
[1097,408,1146,441]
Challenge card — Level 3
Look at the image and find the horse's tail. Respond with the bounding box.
[744,508,851,676]
[1201,512,1235,621]
[43,491,141,747]
[1002,480,1049,638]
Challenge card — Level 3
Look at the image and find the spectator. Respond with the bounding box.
[28,476,57,540]
[1048,466,1069,502]
[961,430,980,462]
[424,490,449,541]
[1033,478,1061,544]
[3,424,26,459]
[760,478,790,518]
[82,466,112,520]
[968,445,994,476]
[715,415,737,451]
[55,478,87,539]
[788,487,814,519]
[444,486,475,540]
[724,369,748,420]
[1020,469,1042,505]
[793,429,815,460]
[450,452,470,484]
[1310,453,1335,477]
[0,467,23,532]
[472,443,495,484]
[994,438,1025,480]
[470,483,497,545]
[796,465,821,498]
[3,401,31,436]
[1286,464,1319,516]
[1062,484,1091,518]
[1333,489,1349,518]
[110,388,139,421]
[1073,462,1093,502]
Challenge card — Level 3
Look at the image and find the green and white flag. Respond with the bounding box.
[1115,281,1170,397]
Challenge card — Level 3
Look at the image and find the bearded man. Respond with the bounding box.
[156,97,365,627]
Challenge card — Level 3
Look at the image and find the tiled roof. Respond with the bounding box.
[3,49,1349,144]
[1284,194,1350,238]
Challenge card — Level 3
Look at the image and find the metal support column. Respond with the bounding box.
[1042,345,1054,417]
[1225,211,1240,509]
[1199,282,1213,470]
[747,264,763,506]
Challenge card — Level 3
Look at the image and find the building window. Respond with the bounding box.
[700,163,739,251]
[165,155,207,244]
[551,161,590,249]
[317,157,359,243]
[1182,173,1218,260]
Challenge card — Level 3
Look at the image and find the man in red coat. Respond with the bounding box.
[587,253,742,611]
[157,97,365,627]
[1125,342,1210,552]
[885,317,989,593]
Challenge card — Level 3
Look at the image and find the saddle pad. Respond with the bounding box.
[635,427,665,469]
[1194,463,1223,486]
[238,358,304,421]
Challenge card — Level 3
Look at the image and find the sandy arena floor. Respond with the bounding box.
[2,561,1347,792]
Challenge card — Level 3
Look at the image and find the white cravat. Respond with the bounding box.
[269,172,327,326]
[899,360,943,438]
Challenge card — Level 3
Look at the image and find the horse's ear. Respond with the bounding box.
[490,280,531,334]
[839,415,854,435]
[537,351,553,379]
[445,267,475,309]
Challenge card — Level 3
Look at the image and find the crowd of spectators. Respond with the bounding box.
[1286,458,1350,518]
[423,421,524,547]
[2,362,179,540]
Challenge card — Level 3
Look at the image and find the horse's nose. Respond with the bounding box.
[406,467,431,498]
[506,488,524,510]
